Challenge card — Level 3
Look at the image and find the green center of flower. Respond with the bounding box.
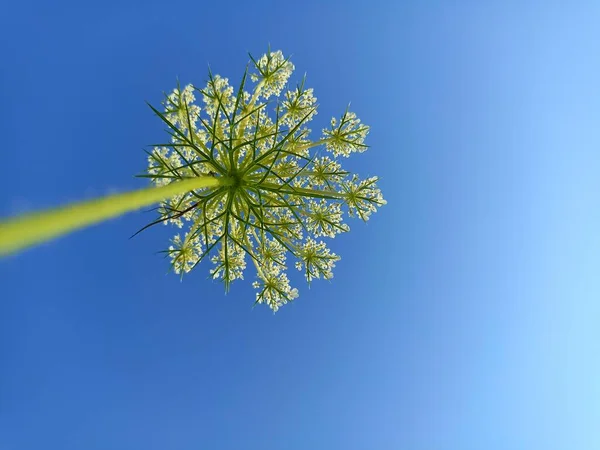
[229,170,244,189]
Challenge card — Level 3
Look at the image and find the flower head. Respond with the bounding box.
[144,49,386,311]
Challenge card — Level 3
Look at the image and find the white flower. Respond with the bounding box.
[342,175,387,221]
[143,49,385,311]
[201,75,235,117]
[250,50,294,99]
[258,238,287,266]
[169,233,201,274]
[282,84,317,126]
[210,236,247,286]
[322,110,370,157]
[306,200,349,238]
[295,238,340,283]
[308,156,347,187]
[163,85,200,133]
[253,267,299,312]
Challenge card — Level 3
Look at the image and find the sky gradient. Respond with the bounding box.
[1,1,600,449]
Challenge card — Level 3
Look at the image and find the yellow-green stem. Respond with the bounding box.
[0,176,222,257]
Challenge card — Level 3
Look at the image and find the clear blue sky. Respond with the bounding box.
[1,1,600,449]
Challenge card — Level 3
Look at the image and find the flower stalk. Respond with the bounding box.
[0,176,221,256]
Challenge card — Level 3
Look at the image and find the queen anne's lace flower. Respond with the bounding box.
[145,49,386,311]
[282,83,317,127]
[250,50,294,99]
[169,234,202,274]
[322,110,370,157]
[294,238,339,283]
[306,200,349,238]
[201,74,235,116]
[342,175,386,221]
[163,85,200,134]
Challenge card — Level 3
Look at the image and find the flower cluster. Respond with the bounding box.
[144,49,386,311]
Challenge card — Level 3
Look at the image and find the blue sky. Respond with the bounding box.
[1,1,600,449]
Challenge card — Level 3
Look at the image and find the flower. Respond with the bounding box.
[294,238,340,284]
[249,49,294,99]
[322,109,370,157]
[144,48,386,311]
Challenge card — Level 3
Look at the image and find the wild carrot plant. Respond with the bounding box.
[0,49,386,311]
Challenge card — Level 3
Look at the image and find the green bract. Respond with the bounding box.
[144,49,386,311]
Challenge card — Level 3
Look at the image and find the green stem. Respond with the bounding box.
[0,176,224,257]
[258,182,345,200]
